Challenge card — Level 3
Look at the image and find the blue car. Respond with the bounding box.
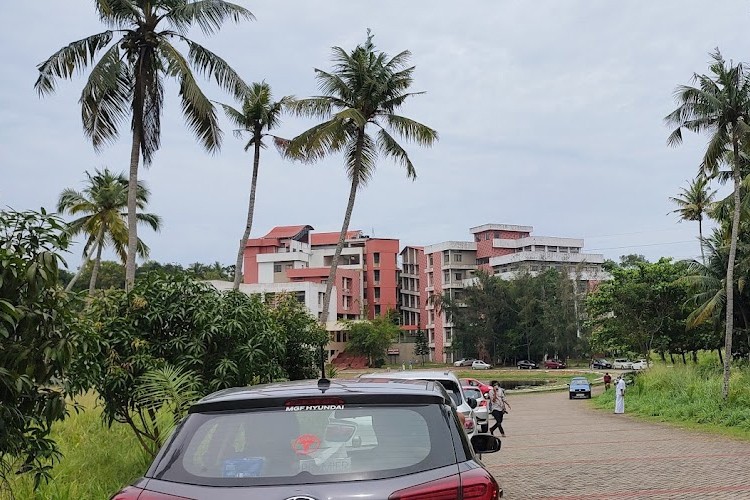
[568,377,592,399]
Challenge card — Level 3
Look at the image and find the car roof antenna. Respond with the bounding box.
[318,343,330,392]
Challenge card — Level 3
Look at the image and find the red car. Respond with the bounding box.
[460,377,491,395]
[544,359,567,369]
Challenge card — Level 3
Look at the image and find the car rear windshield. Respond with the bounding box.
[433,379,462,406]
[152,404,458,486]
[463,388,482,400]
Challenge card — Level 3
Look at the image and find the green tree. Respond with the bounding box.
[587,259,692,359]
[346,316,399,366]
[270,293,329,380]
[0,209,91,489]
[286,31,437,324]
[670,176,717,264]
[77,274,285,456]
[66,260,126,293]
[219,82,292,290]
[36,0,253,290]
[413,330,429,365]
[58,168,160,294]
[666,50,750,399]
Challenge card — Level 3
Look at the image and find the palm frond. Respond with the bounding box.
[94,0,142,28]
[382,114,438,146]
[160,41,222,153]
[163,0,254,36]
[79,43,132,151]
[185,39,250,99]
[35,31,114,95]
[377,127,416,179]
[287,97,334,119]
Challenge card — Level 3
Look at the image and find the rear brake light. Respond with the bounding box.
[464,417,475,431]
[110,486,190,500]
[388,469,501,500]
[462,468,501,500]
[388,474,460,500]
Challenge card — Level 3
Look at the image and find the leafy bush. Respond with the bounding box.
[74,273,286,456]
[0,209,92,489]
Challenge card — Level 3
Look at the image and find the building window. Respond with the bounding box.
[373,252,380,265]
[443,251,449,262]
[363,288,367,299]
[485,233,490,240]
[374,287,381,299]
[273,263,282,273]
[295,291,306,303]
[374,305,381,315]
[374,270,380,283]
[454,272,463,281]
[453,253,462,262]
[443,271,449,282]
[494,231,500,238]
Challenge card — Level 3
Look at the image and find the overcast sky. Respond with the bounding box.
[2,1,749,270]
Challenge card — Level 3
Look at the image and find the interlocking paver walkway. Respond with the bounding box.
[481,385,750,499]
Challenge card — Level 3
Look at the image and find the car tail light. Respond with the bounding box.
[479,399,487,407]
[110,486,190,500]
[389,469,501,500]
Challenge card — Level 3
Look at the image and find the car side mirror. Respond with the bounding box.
[467,397,478,409]
[471,434,501,454]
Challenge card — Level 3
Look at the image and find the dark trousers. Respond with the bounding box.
[490,409,505,436]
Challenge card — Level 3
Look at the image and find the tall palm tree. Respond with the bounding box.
[218,82,292,290]
[666,49,750,400]
[58,168,161,294]
[35,0,253,291]
[285,32,438,324]
[670,176,717,264]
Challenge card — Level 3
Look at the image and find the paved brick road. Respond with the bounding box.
[481,385,750,499]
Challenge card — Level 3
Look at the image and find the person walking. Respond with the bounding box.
[603,372,612,391]
[614,375,626,414]
[488,380,511,437]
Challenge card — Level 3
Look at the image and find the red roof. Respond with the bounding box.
[263,225,313,239]
[245,237,281,248]
[311,231,362,246]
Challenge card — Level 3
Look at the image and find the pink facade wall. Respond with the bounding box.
[364,239,399,318]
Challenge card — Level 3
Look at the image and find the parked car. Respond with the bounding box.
[568,377,592,399]
[613,358,633,370]
[453,358,476,367]
[461,377,492,395]
[590,358,612,369]
[110,378,503,499]
[631,359,651,370]
[463,386,489,433]
[360,370,480,437]
[472,360,492,370]
[517,359,539,369]
[544,359,567,369]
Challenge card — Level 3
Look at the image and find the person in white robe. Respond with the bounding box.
[614,376,626,414]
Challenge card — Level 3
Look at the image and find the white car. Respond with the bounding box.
[453,358,475,367]
[631,359,651,370]
[613,358,633,370]
[471,360,492,370]
[359,370,479,437]
[462,386,489,433]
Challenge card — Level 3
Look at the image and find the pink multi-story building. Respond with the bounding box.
[242,225,399,323]
[399,224,608,363]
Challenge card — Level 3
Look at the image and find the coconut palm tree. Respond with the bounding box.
[670,176,717,264]
[218,82,292,290]
[666,49,750,400]
[58,168,161,294]
[285,31,438,324]
[36,0,253,290]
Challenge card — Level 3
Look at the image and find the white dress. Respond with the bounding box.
[614,378,626,414]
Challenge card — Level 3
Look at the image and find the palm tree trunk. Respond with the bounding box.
[233,130,262,290]
[319,129,365,325]
[723,134,742,401]
[698,216,705,265]
[125,70,146,292]
[88,224,106,295]
[65,253,92,292]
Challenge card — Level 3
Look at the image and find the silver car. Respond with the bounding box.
[110,378,503,499]
[360,370,481,437]
[463,386,489,433]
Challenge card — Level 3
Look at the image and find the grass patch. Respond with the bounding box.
[453,368,598,384]
[6,393,149,500]
[593,362,750,440]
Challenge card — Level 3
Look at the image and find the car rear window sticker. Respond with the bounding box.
[221,457,265,478]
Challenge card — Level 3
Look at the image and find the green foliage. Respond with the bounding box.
[445,269,585,364]
[346,316,399,366]
[0,209,92,489]
[269,293,329,381]
[594,362,750,435]
[587,258,697,358]
[64,260,126,292]
[74,273,285,457]
[413,330,430,365]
